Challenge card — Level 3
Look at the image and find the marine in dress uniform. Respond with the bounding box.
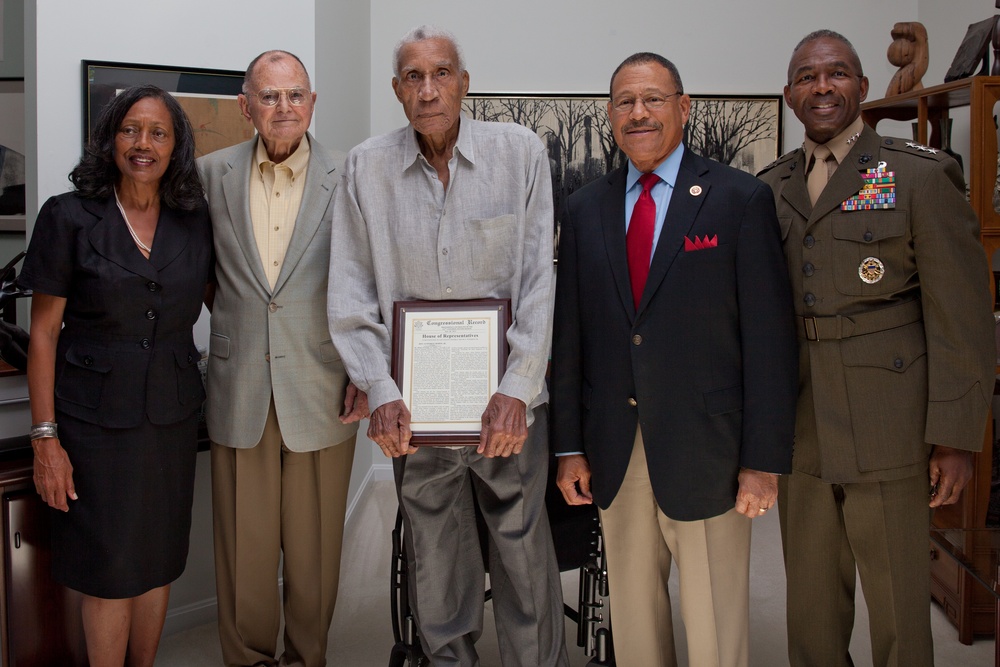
[757,30,995,667]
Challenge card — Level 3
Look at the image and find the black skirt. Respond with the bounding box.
[49,410,199,598]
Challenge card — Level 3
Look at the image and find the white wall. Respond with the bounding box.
[314,0,388,506]
[316,0,372,153]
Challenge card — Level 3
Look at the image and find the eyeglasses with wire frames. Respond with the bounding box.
[611,91,683,114]
[246,87,312,107]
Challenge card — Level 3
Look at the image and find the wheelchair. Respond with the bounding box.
[387,455,615,667]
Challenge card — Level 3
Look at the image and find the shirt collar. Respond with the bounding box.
[402,114,473,171]
[626,142,685,192]
[254,133,311,179]
[803,116,864,168]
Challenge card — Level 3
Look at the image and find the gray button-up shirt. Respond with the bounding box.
[328,116,555,418]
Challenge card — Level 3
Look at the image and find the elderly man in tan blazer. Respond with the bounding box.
[198,50,363,667]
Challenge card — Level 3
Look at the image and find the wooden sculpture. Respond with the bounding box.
[887,22,929,96]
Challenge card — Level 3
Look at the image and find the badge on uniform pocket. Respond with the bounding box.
[858,256,885,283]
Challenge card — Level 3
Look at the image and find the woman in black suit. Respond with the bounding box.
[21,84,212,667]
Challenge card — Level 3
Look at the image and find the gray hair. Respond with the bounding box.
[787,29,863,84]
[392,25,466,77]
[243,50,311,94]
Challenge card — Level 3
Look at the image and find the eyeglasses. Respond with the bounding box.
[611,92,682,113]
[247,87,311,107]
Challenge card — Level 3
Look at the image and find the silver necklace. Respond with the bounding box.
[114,188,153,254]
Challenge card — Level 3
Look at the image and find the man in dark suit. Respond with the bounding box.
[551,52,798,667]
[757,30,995,666]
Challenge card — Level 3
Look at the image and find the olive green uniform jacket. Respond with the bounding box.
[757,125,994,483]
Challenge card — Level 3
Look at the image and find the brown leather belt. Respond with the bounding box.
[797,299,922,341]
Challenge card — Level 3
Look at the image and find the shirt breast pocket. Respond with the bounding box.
[832,210,909,296]
[468,214,518,284]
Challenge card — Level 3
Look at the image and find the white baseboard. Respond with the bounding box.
[371,462,394,481]
[162,596,218,637]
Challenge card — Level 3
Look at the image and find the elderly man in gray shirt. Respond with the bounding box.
[328,24,568,667]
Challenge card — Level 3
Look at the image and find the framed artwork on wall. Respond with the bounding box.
[462,92,782,255]
[83,60,252,157]
[0,77,25,220]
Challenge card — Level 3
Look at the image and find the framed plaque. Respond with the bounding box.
[391,299,511,445]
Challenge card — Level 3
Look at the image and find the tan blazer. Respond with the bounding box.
[758,126,994,483]
[198,134,358,451]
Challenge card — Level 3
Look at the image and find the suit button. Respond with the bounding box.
[627,397,637,407]
[802,262,815,277]
[145,309,156,320]
[265,353,271,362]
[83,356,94,367]
[268,303,278,313]
[147,281,160,292]
[803,293,816,307]
[803,235,815,249]
[632,334,642,345]
[140,338,151,349]
[863,231,873,242]
[894,357,903,369]
[187,354,193,363]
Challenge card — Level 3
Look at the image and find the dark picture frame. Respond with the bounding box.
[391,299,511,446]
[0,77,25,218]
[462,93,782,251]
[83,60,251,157]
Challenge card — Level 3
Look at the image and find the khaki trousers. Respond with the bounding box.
[211,399,357,667]
[599,429,751,667]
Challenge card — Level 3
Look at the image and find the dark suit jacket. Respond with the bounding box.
[20,193,213,428]
[550,148,798,521]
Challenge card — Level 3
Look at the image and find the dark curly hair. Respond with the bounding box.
[69,84,204,210]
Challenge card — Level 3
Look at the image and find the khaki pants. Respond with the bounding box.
[599,428,751,667]
[211,399,357,667]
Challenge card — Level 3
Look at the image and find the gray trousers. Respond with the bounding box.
[393,406,569,667]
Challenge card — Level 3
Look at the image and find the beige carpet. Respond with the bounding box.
[155,480,994,666]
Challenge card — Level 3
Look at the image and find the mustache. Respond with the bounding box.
[623,121,661,132]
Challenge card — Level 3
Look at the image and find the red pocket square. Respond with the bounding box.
[684,234,718,251]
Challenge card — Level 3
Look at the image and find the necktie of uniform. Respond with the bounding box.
[626,172,660,310]
[807,144,835,205]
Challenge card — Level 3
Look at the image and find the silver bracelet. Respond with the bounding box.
[30,421,58,440]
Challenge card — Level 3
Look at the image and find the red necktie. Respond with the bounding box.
[626,172,660,309]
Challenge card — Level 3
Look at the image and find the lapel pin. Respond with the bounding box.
[859,153,872,164]
[689,185,703,196]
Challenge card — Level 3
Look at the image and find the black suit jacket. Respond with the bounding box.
[20,193,213,428]
[550,148,798,521]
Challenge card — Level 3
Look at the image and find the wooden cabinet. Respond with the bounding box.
[862,76,1000,644]
[0,451,86,666]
